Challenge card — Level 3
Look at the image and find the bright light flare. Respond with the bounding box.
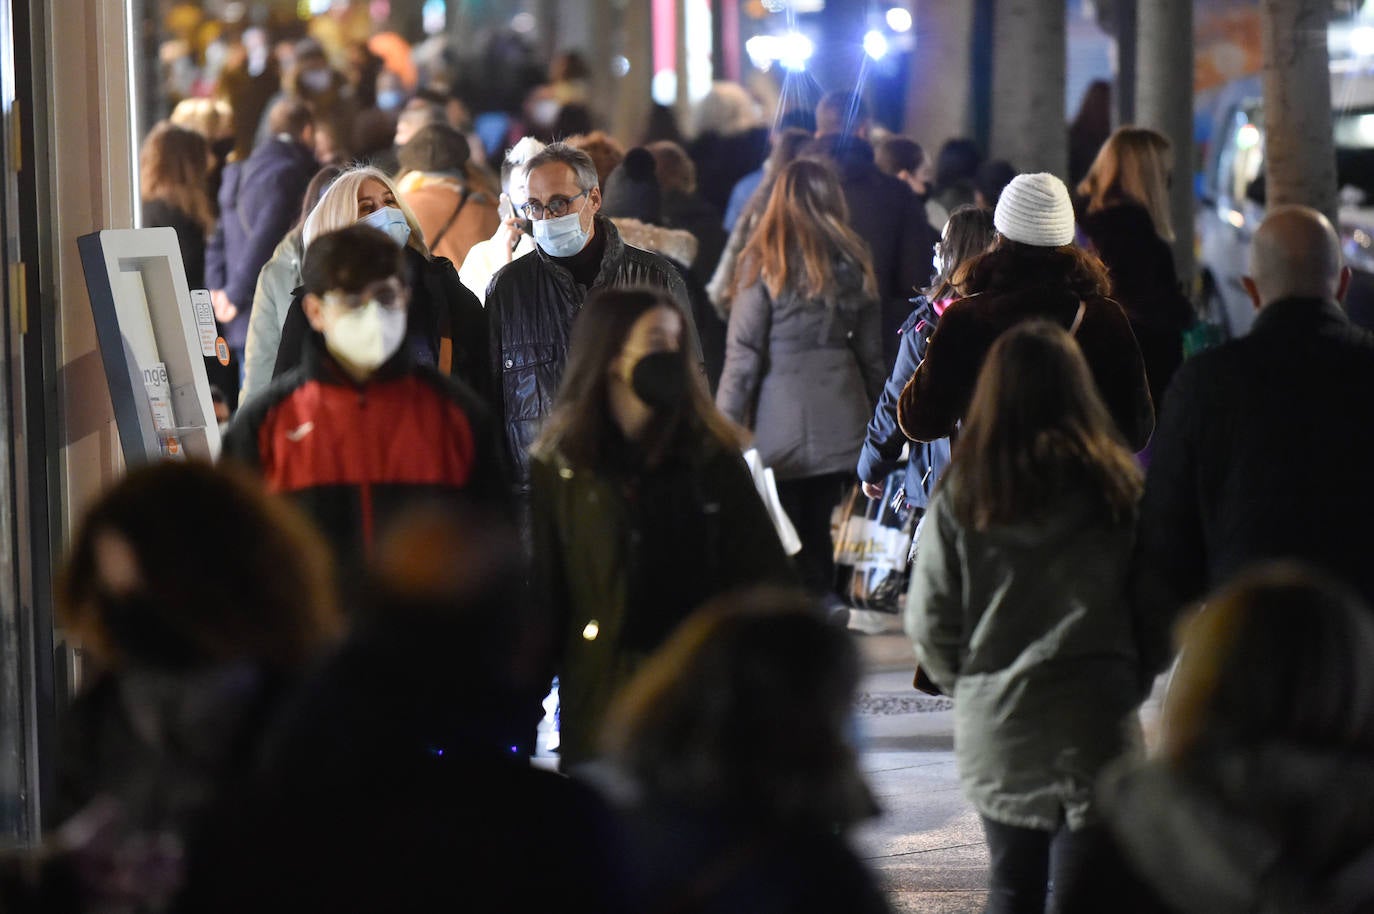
[864,29,889,60]
[1354,26,1374,57]
[886,7,913,33]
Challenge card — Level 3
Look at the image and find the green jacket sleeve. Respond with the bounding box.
[904,492,964,691]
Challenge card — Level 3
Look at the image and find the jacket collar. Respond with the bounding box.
[300,329,416,389]
[1251,296,1349,335]
[533,213,626,289]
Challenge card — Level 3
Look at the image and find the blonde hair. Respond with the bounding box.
[1077,126,1175,241]
[170,97,234,141]
[302,165,429,256]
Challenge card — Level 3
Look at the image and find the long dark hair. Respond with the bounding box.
[926,204,996,302]
[534,287,743,470]
[140,121,215,234]
[945,321,1141,530]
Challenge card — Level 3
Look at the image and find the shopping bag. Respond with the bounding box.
[742,448,803,556]
[833,467,920,613]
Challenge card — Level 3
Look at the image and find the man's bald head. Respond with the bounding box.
[1246,205,1348,307]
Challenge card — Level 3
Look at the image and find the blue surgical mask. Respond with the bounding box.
[533,210,590,258]
[358,206,412,248]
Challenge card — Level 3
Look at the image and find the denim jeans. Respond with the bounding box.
[980,817,1144,914]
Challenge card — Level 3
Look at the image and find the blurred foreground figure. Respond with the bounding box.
[1101,566,1374,914]
[0,461,339,912]
[1132,205,1374,676]
[601,588,891,914]
[182,508,632,913]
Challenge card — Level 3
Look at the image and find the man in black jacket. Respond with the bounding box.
[485,142,699,493]
[808,91,939,367]
[1133,205,1374,675]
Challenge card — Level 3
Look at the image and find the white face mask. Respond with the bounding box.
[322,300,408,376]
[533,209,591,258]
[358,206,412,248]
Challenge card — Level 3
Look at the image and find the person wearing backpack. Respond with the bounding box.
[857,205,994,512]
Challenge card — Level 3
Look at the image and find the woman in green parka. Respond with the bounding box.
[531,287,795,767]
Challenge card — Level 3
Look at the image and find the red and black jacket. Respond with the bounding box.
[222,336,508,562]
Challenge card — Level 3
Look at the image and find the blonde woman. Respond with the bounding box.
[268,165,489,401]
[715,158,884,598]
[1076,126,1195,408]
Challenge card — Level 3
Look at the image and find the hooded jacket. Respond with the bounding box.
[906,486,1143,831]
[485,214,699,491]
[1101,745,1374,913]
[897,246,1155,451]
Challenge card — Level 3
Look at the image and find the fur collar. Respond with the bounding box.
[612,218,699,267]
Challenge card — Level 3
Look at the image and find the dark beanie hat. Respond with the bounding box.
[601,147,661,224]
[399,123,471,175]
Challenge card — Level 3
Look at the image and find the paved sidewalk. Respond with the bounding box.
[852,631,988,913]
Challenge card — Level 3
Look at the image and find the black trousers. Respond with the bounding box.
[980,817,1145,914]
[775,472,850,598]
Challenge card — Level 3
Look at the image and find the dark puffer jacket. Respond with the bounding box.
[897,246,1155,451]
[716,260,885,480]
[486,215,697,491]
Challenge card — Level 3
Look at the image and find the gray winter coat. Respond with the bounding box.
[241,228,303,403]
[906,486,1143,830]
[715,263,884,480]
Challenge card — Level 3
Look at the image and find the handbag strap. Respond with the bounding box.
[1068,300,1086,336]
[430,187,471,248]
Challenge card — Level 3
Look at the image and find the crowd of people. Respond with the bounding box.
[24,20,1374,913]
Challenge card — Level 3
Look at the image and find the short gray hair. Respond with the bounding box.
[524,142,600,192]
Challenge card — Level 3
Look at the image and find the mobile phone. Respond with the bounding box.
[499,193,533,235]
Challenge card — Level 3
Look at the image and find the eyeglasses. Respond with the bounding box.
[323,278,409,311]
[520,189,590,221]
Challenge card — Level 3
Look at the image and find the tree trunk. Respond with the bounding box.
[902,2,976,152]
[1113,0,1137,127]
[1259,0,1338,226]
[990,0,1067,177]
[612,0,654,144]
[1137,0,1195,280]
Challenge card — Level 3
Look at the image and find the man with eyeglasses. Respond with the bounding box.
[485,142,700,500]
[223,223,506,576]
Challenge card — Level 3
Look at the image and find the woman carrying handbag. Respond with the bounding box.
[715,159,885,601]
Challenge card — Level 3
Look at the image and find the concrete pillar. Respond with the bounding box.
[1137,0,1195,280]
[990,0,1067,177]
[902,1,976,151]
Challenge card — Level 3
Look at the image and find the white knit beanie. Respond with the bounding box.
[993,172,1075,247]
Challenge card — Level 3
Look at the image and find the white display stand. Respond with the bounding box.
[77,227,222,464]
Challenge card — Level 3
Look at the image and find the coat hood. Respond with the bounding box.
[612,217,699,268]
[1101,743,1374,913]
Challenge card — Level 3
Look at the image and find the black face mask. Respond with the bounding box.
[630,351,688,411]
